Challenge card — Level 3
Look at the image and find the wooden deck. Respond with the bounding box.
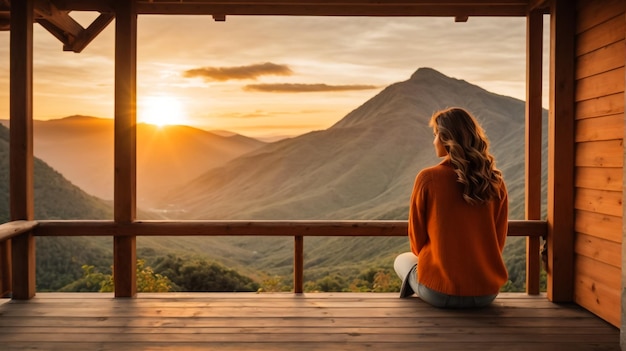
[0,292,619,351]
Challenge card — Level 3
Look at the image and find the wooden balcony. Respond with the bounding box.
[0,292,619,351]
[5,219,615,350]
[3,218,618,350]
[3,2,621,347]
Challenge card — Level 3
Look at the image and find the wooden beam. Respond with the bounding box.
[67,13,115,53]
[135,3,530,16]
[622,8,626,348]
[33,1,113,53]
[10,0,36,300]
[0,220,39,295]
[34,0,82,35]
[34,0,83,46]
[114,0,138,298]
[525,9,543,295]
[52,0,532,16]
[0,241,10,297]
[294,236,303,293]
[0,221,39,242]
[11,233,35,300]
[33,220,547,238]
[528,0,550,11]
[546,0,575,302]
[35,19,72,45]
[10,0,34,222]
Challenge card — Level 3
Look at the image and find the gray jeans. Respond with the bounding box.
[394,252,497,308]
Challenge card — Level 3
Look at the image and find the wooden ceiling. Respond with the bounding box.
[0,0,549,52]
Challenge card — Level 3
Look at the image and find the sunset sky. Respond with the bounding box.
[0,14,548,139]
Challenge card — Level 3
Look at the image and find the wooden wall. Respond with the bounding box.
[573,0,624,328]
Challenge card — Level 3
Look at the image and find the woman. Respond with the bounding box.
[394,107,508,308]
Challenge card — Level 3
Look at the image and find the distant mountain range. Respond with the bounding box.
[0,67,537,220]
[0,117,266,208]
[161,67,532,221]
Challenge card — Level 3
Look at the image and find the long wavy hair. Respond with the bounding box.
[429,107,504,205]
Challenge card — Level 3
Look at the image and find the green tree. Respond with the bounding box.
[346,268,401,292]
[260,275,291,292]
[59,265,110,292]
[60,259,173,292]
[306,273,346,292]
[152,254,259,292]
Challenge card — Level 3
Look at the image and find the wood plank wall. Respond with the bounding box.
[574,0,624,328]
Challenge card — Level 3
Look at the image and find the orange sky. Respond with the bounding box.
[0,14,549,139]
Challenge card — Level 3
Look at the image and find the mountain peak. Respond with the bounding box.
[57,115,105,122]
[409,67,447,81]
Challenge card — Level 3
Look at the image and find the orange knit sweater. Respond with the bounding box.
[408,159,509,296]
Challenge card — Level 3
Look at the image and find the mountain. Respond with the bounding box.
[152,67,545,286]
[3,116,266,208]
[162,67,531,220]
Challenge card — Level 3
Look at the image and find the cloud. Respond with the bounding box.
[183,62,293,82]
[217,109,327,119]
[243,83,378,93]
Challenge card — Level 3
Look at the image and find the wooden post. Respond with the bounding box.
[1,242,11,297]
[546,0,575,302]
[9,0,36,300]
[113,0,137,298]
[525,9,543,295]
[294,236,304,293]
[621,10,626,350]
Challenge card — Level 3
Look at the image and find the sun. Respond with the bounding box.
[138,95,188,127]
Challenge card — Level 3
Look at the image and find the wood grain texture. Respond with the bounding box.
[32,220,546,238]
[547,0,576,302]
[576,14,624,56]
[576,93,624,120]
[573,0,624,330]
[575,114,623,142]
[0,221,38,242]
[574,255,621,327]
[574,210,622,243]
[0,293,619,351]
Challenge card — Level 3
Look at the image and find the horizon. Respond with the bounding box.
[0,14,549,139]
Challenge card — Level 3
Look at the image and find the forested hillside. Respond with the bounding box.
[0,123,261,292]
[0,123,113,290]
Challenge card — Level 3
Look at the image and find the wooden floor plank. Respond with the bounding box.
[0,316,612,328]
[0,326,617,337]
[0,307,597,318]
[0,342,620,351]
[0,293,619,351]
[0,332,619,343]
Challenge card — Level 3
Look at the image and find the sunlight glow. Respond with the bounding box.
[139,95,188,127]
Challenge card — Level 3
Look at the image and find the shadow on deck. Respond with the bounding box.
[0,292,619,351]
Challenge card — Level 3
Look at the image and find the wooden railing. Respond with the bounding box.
[0,220,38,297]
[0,219,547,298]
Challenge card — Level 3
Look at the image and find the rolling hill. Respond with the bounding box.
[0,116,267,208]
